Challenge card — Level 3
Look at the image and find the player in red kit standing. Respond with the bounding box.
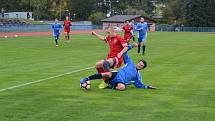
[122,20,133,42]
[63,16,71,40]
[92,26,128,88]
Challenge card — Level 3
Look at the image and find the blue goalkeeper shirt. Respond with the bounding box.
[110,45,149,89]
[52,23,62,36]
[135,22,148,38]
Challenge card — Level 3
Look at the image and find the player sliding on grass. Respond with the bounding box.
[80,45,156,91]
[92,26,128,88]
[52,18,62,47]
[63,16,71,40]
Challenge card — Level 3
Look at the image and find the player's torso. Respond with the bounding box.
[113,62,138,85]
[53,24,61,33]
[123,25,132,34]
[64,20,71,28]
[138,23,147,36]
[106,35,124,56]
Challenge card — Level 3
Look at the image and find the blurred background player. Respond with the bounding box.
[135,17,148,55]
[130,19,136,42]
[122,20,133,42]
[91,26,128,88]
[52,18,62,47]
[63,16,71,40]
[80,44,156,91]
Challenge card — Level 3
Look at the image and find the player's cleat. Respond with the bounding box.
[80,78,88,84]
[98,81,108,89]
[148,85,156,89]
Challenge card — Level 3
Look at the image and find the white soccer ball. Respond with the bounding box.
[80,81,90,90]
[4,36,8,38]
[15,35,18,37]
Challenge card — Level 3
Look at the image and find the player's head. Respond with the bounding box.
[55,18,58,23]
[136,59,147,70]
[131,19,135,23]
[105,26,116,37]
[66,16,69,20]
[140,17,144,23]
[125,20,130,24]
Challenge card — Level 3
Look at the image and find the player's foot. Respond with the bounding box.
[148,85,156,89]
[80,78,88,84]
[98,81,108,89]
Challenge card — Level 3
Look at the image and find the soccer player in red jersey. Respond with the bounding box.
[122,20,133,42]
[63,16,71,40]
[92,26,128,88]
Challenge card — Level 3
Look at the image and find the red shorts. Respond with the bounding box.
[106,56,123,68]
[124,35,132,41]
[64,29,70,33]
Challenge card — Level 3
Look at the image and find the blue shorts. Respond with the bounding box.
[110,75,125,88]
[138,36,147,44]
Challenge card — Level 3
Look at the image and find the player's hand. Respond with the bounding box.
[92,31,96,35]
[117,53,123,58]
[132,42,138,47]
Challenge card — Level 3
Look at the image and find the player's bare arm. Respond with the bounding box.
[92,31,105,41]
[117,44,128,58]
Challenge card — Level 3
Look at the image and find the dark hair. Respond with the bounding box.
[139,59,147,69]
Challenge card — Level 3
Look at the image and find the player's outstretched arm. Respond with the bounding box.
[133,76,156,89]
[92,31,105,42]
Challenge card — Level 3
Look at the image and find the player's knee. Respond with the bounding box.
[95,61,103,68]
[116,83,125,91]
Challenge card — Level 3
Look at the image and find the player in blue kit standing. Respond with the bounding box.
[130,19,136,42]
[52,18,62,47]
[80,44,156,91]
[135,17,148,55]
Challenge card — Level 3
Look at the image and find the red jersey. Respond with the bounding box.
[122,24,133,36]
[105,35,127,59]
[64,20,71,31]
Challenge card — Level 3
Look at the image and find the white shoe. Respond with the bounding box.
[56,45,58,47]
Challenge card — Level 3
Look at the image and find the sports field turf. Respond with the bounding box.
[0,32,215,121]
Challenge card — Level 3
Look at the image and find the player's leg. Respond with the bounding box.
[141,37,147,55]
[64,30,69,40]
[95,60,105,73]
[115,83,126,91]
[80,72,113,84]
[132,35,135,42]
[95,58,115,73]
[67,32,70,40]
[131,31,135,42]
[96,58,115,89]
[138,37,142,53]
[54,35,59,46]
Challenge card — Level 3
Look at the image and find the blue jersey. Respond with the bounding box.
[52,23,62,36]
[110,45,149,89]
[135,22,148,38]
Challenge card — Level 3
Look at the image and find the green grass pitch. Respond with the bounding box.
[0,32,215,121]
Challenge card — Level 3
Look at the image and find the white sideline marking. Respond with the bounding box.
[0,66,94,92]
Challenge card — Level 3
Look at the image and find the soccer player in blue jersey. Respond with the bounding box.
[52,18,62,47]
[80,44,156,91]
[135,17,148,55]
[130,19,136,42]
